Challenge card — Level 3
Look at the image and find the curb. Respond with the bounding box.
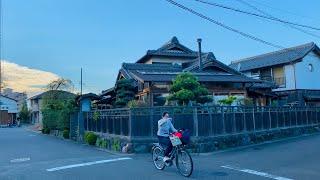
[198,132,320,156]
[25,127,126,156]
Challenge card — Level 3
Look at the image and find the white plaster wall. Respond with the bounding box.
[0,96,18,113]
[295,51,320,89]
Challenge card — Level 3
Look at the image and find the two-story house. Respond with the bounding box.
[0,95,18,125]
[29,90,76,127]
[230,42,320,106]
[99,37,273,107]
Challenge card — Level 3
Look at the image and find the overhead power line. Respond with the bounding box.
[234,0,320,39]
[165,0,283,49]
[165,0,319,59]
[192,0,320,32]
[248,0,320,22]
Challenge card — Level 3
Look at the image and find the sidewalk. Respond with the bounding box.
[25,124,42,133]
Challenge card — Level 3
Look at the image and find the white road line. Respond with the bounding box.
[46,157,132,172]
[10,157,31,163]
[221,165,293,180]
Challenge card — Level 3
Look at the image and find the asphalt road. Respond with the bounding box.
[0,127,319,180]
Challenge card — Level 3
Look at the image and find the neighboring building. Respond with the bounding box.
[99,37,273,107]
[230,42,320,106]
[76,93,101,112]
[29,90,76,126]
[0,95,18,125]
[2,88,27,111]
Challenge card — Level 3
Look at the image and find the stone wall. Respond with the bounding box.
[90,125,320,153]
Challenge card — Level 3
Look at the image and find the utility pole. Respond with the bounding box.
[78,68,83,141]
[0,0,3,96]
[80,68,83,95]
[0,0,3,122]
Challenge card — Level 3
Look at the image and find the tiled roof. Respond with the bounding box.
[29,90,76,100]
[129,70,260,83]
[230,42,320,71]
[183,52,241,75]
[136,37,198,63]
[122,63,182,72]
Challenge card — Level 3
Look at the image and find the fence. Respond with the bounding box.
[83,106,320,138]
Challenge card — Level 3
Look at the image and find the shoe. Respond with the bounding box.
[163,156,170,163]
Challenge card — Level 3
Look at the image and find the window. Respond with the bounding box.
[308,64,314,72]
[144,82,150,89]
[153,82,169,91]
[260,68,272,81]
[138,82,143,91]
[153,93,169,106]
[251,69,260,76]
[272,66,285,87]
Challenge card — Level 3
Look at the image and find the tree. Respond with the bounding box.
[114,79,136,108]
[41,78,76,130]
[168,72,212,105]
[19,100,31,123]
[47,78,74,91]
[218,96,237,106]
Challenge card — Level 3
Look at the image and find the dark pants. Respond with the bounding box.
[158,136,173,157]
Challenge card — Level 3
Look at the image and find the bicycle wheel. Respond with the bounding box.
[176,149,193,177]
[152,146,165,170]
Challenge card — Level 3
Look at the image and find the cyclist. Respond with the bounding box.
[157,112,177,163]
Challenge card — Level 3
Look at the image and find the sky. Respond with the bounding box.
[1,0,320,95]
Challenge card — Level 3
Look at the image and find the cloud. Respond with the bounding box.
[1,60,60,96]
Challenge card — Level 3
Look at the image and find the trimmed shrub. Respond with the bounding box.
[63,129,70,139]
[95,138,108,148]
[84,132,97,145]
[42,128,50,134]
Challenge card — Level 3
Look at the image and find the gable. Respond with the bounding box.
[136,37,198,63]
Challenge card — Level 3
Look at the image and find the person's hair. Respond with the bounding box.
[162,111,169,117]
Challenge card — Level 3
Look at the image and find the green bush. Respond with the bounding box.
[84,132,90,141]
[95,138,108,148]
[84,132,97,145]
[42,128,50,134]
[112,138,121,151]
[63,129,69,139]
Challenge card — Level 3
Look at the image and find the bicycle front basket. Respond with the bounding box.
[170,135,182,146]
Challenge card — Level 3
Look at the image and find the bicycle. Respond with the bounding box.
[152,133,193,177]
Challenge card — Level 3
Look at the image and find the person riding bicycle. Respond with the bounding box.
[157,112,177,163]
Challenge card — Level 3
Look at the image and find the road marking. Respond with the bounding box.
[10,157,31,163]
[28,134,36,137]
[46,157,132,172]
[221,165,293,180]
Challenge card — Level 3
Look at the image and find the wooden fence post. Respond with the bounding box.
[306,107,309,125]
[221,107,225,134]
[253,107,256,132]
[209,108,213,136]
[128,109,132,137]
[233,107,236,133]
[193,107,199,137]
[243,107,247,132]
[295,107,298,126]
[269,107,272,130]
[150,108,154,137]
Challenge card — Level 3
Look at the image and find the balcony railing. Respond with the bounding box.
[273,77,286,87]
[260,76,286,87]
